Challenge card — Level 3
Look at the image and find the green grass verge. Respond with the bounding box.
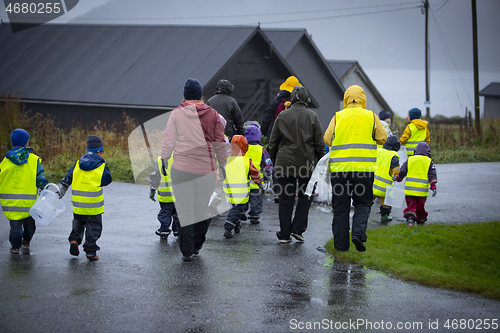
[325,222,500,300]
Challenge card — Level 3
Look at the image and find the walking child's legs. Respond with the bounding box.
[403,196,418,219]
[248,189,262,218]
[69,214,85,245]
[82,214,102,255]
[22,217,36,244]
[225,204,245,230]
[415,196,428,221]
[157,202,175,233]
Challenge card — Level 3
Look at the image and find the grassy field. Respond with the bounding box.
[325,222,500,300]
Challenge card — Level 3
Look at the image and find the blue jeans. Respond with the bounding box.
[245,189,262,218]
[225,203,246,230]
[9,217,36,249]
[69,214,102,254]
[158,202,178,234]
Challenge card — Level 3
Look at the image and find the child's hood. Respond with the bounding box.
[383,135,401,152]
[244,124,262,144]
[230,135,249,156]
[414,142,431,158]
[78,152,105,171]
[411,118,428,130]
[6,147,33,165]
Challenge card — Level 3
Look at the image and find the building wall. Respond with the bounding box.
[204,32,293,125]
[483,97,500,119]
[342,69,387,114]
[283,36,344,130]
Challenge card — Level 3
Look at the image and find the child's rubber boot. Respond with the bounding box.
[406,217,415,227]
[381,214,392,223]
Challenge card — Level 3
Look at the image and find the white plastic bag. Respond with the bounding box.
[305,152,330,198]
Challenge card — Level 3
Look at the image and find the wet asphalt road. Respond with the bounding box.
[1,162,499,333]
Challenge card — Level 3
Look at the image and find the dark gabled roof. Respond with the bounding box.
[0,24,259,107]
[263,28,344,92]
[480,82,500,97]
[263,29,305,58]
[327,60,357,80]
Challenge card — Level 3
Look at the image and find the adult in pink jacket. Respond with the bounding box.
[161,78,227,262]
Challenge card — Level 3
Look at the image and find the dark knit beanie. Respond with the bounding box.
[183,78,203,100]
[379,110,391,121]
[10,128,30,147]
[408,108,422,121]
[86,135,104,152]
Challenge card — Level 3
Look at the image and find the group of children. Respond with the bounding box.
[148,120,273,241]
[0,131,111,259]
[373,107,437,226]
[0,107,438,258]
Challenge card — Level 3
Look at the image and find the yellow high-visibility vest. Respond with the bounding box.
[72,161,105,215]
[245,144,263,190]
[0,153,39,220]
[223,156,250,204]
[373,148,398,197]
[406,123,427,156]
[330,108,377,172]
[158,155,175,203]
[404,155,431,197]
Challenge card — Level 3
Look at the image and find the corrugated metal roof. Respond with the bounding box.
[479,82,500,97]
[0,24,258,107]
[327,60,357,80]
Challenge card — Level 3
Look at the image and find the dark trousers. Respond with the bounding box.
[225,203,246,230]
[171,168,216,257]
[69,213,102,254]
[331,172,374,251]
[245,189,263,218]
[276,177,312,239]
[157,201,178,234]
[403,196,428,221]
[9,217,36,249]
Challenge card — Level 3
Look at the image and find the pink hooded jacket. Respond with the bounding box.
[161,100,227,175]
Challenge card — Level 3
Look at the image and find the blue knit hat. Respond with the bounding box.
[408,108,422,121]
[86,135,104,153]
[10,128,30,147]
[183,78,203,100]
[379,110,391,121]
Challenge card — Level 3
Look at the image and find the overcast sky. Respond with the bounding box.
[2,0,499,117]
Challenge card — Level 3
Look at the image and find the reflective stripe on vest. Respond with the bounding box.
[245,144,263,190]
[406,123,427,156]
[223,156,250,204]
[72,161,106,215]
[373,148,398,197]
[330,108,377,173]
[157,155,175,203]
[404,155,431,197]
[0,153,39,220]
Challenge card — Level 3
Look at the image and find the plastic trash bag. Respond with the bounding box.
[305,152,331,204]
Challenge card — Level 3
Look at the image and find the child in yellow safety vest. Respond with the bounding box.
[57,135,112,260]
[0,129,49,254]
[396,142,437,226]
[149,155,179,240]
[399,108,430,156]
[243,123,273,224]
[222,135,262,239]
[372,135,401,223]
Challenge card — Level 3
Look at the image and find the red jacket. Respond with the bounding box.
[161,100,226,175]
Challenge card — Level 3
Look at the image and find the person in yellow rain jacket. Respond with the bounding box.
[324,85,387,252]
[222,135,261,239]
[149,155,179,240]
[58,135,112,261]
[372,135,401,223]
[0,129,49,254]
[399,108,430,156]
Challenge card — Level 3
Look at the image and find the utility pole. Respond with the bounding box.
[472,0,481,134]
[424,0,430,120]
